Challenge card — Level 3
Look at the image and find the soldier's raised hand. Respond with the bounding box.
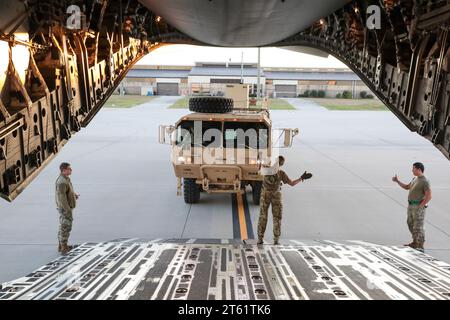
[392,175,399,183]
[300,171,313,181]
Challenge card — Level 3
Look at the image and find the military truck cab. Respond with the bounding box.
[159,87,298,205]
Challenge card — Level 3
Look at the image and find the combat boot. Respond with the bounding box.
[415,242,425,253]
[58,243,61,252]
[257,239,264,245]
[60,243,73,255]
[273,239,280,245]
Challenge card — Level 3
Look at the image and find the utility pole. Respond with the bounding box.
[240,51,244,84]
[257,47,261,98]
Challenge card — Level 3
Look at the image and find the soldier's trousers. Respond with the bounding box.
[407,205,426,245]
[58,209,73,244]
[258,190,282,241]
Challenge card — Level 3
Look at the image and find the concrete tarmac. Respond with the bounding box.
[1,97,449,283]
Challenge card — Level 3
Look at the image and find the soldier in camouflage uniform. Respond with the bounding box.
[392,162,432,252]
[56,162,79,254]
[257,156,304,245]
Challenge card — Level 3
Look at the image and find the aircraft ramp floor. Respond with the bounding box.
[1,239,450,300]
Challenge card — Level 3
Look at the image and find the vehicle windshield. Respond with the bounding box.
[176,120,268,149]
[223,122,268,149]
[176,120,222,147]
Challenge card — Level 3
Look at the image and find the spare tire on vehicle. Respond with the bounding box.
[189,97,233,113]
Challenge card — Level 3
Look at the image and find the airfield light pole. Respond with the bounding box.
[240,51,244,84]
[257,47,261,98]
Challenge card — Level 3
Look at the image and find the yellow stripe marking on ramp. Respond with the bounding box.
[237,193,248,240]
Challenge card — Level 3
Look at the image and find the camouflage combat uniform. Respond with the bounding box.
[55,175,77,245]
[407,176,430,247]
[257,170,290,242]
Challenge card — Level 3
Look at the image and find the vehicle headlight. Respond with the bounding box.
[178,156,192,164]
[249,159,257,165]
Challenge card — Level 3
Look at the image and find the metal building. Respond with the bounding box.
[121,63,369,98]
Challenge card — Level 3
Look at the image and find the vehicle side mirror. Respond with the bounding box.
[283,128,299,148]
[273,128,299,148]
[159,125,166,144]
[159,125,175,145]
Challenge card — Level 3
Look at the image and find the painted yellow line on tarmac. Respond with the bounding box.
[236,193,248,240]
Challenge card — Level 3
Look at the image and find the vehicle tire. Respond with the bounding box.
[184,178,200,204]
[252,181,263,205]
[189,97,233,113]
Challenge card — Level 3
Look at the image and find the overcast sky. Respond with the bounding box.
[137,45,347,68]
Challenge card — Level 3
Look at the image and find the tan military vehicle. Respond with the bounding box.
[159,85,298,205]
